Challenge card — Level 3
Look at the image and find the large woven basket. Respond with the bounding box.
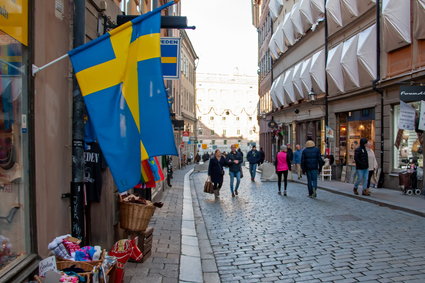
[119,201,156,232]
[56,249,106,267]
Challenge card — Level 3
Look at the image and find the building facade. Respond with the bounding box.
[196,73,259,156]
[252,0,425,189]
[0,0,195,280]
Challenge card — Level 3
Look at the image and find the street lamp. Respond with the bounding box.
[268,116,278,129]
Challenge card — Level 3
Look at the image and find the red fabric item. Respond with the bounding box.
[62,240,80,254]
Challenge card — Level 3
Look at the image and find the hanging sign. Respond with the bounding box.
[160,37,181,79]
[400,86,425,102]
[398,101,416,130]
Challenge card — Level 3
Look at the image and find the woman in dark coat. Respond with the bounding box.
[208,149,226,197]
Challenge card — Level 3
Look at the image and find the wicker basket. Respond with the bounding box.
[57,260,93,283]
[56,249,106,267]
[119,201,156,232]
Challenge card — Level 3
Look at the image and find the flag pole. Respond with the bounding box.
[32,53,69,76]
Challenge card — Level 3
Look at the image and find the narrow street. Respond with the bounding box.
[190,168,425,283]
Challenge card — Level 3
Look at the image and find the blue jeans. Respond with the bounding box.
[229,171,241,193]
[354,169,368,191]
[249,163,257,179]
[306,170,318,196]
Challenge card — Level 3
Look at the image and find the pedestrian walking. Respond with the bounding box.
[202,152,210,162]
[275,145,292,196]
[293,144,303,179]
[366,140,378,190]
[194,151,201,163]
[227,145,243,197]
[247,145,261,181]
[286,143,294,180]
[208,149,226,198]
[259,147,265,165]
[301,140,323,198]
[353,138,370,196]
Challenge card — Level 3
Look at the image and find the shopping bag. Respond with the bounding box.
[204,178,214,194]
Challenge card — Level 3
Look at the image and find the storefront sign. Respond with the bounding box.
[400,86,425,102]
[201,144,208,149]
[38,256,58,277]
[0,0,28,46]
[418,100,425,131]
[160,37,181,79]
[398,101,416,130]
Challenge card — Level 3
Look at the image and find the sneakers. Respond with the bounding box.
[232,192,235,198]
[235,189,238,195]
[283,190,287,196]
[362,189,371,196]
[353,187,358,195]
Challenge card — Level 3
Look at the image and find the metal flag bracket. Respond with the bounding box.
[32,53,69,77]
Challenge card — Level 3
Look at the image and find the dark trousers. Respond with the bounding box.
[306,170,318,196]
[367,170,374,189]
[277,171,288,191]
[213,182,223,191]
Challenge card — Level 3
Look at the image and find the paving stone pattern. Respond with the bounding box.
[125,166,193,283]
[191,168,425,283]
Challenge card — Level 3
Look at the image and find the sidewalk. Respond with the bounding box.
[288,172,425,217]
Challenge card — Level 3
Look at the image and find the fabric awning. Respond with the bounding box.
[326,0,343,27]
[299,0,315,28]
[290,2,305,39]
[292,61,305,100]
[341,34,360,87]
[382,0,411,52]
[414,0,425,40]
[309,49,326,93]
[283,68,297,103]
[357,24,377,80]
[300,57,313,94]
[275,73,287,106]
[275,22,288,54]
[341,0,359,18]
[270,77,281,107]
[326,43,344,92]
[268,32,280,60]
[311,0,325,22]
[269,0,284,20]
[283,13,296,46]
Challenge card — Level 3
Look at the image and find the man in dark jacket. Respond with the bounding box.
[354,138,370,196]
[259,147,265,165]
[301,140,323,198]
[247,145,261,181]
[227,145,243,197]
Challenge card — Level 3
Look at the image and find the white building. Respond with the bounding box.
[196,72,259,157]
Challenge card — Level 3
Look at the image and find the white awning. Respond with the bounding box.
[326,43,344,92]
[311,0,325,22]
[283,68,297,103]
[270,78,280,107]
[414,0,425,40]
[269,0,284,21]
[309,49,326,93]
[300,58,312,94]
[275,73,287,106]
[290,2,305,39]
[358,0,376,13]
[341,34,360,87]
[282,13,296,46]
[326,0,343,27]
[341,0,359,18]
[275,22,289,54]
[357,24,377,80]
[299,0,315,28]
[292,61,305,100]
[382,0,411,52]
[268,33,280,60]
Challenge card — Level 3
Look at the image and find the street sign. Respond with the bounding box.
[161,37,181,79]
[202,144,208,149]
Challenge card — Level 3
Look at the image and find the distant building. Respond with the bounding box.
[196,73,259,156]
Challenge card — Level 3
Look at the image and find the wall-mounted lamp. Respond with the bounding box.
[308,88,326,105]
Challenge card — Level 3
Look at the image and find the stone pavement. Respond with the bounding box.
[124,166,194,283]
[191,167,425,283]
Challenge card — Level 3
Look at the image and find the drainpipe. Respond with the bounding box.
[324,0,329,153]
[71,0,86,242]
[372,1,384,185]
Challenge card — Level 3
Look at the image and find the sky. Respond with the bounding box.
[181,0,258,76]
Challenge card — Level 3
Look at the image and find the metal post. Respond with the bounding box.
[324,0,329,152]
[71,0,86,242]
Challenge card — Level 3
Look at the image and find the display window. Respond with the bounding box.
[0,31,30,275]
[393,102,423,169]
[337,109,375,166]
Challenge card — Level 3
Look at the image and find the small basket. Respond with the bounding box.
[56,249,106,267]
[119,201,156,232]
[57,261,93,282]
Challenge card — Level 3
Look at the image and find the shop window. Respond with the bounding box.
[0,32,30,274]
[393,103,423,169]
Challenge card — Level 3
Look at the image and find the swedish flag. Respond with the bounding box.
[68,2,178,192]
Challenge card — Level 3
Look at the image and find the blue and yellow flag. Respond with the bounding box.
[68,2,178,192]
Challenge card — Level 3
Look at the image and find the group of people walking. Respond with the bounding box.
[206,137,377,199]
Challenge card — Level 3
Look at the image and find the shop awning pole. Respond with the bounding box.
[32,53,69,76]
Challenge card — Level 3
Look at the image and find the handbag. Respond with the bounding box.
[204,178,214,194]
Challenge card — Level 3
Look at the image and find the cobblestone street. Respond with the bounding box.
[191,168,425,283]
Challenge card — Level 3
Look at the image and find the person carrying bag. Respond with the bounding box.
[207,149,226,198]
